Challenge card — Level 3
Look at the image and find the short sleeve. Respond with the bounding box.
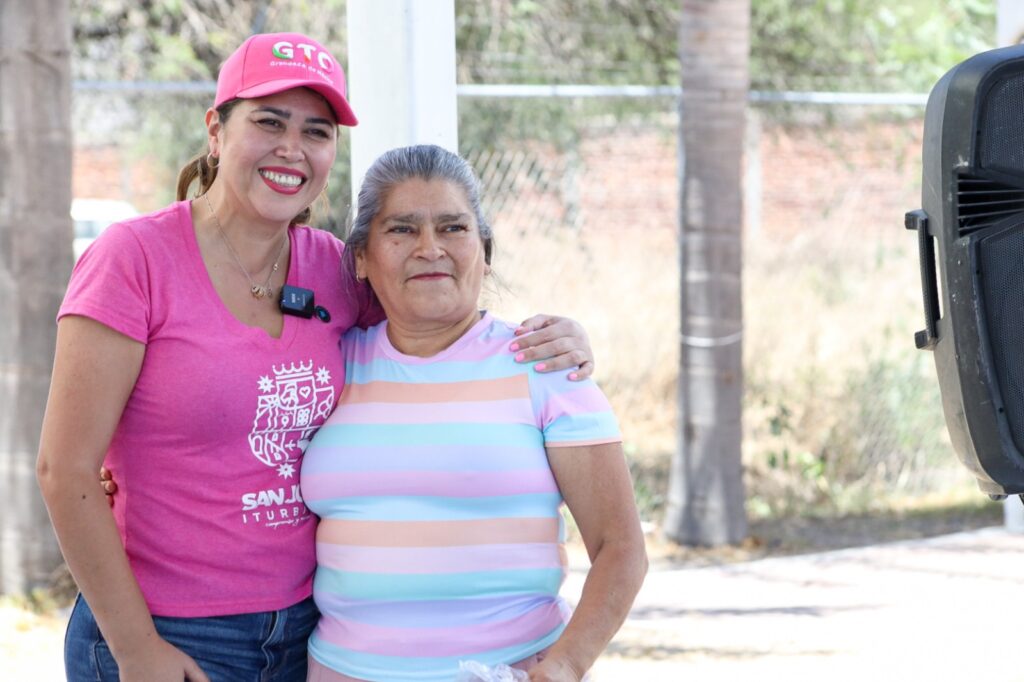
[58,222,151,343]
[529,369,622,448]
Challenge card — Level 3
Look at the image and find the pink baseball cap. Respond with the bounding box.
[215,32,358,126]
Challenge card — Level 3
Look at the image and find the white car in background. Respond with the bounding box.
[72,198,138,260]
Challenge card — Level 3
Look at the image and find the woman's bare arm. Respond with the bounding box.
[529,442,648,681]
[36,316,208,682]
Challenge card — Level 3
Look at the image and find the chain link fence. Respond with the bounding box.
[71,85,969,517]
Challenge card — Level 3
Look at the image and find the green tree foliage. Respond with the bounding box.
[456,0,679,85]
[72,0,350,223]
[456,0,996,93]
[72,0,347,81]
[69,0,998,203]
[750,0,996,92]
[453,0,997,146]
[72,1,998,91]
[454,0,679,149]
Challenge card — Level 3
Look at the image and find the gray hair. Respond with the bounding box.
[343,145,493,282]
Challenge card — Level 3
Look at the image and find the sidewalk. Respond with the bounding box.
[578,526,1024,681]
[5,526,1023,681]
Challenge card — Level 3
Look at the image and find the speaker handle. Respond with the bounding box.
[906,209,939,350]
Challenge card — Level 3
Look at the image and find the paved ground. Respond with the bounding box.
[5,526,1024,681]
[579,526,1024,680]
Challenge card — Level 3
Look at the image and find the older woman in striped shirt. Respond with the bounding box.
[300,144,647,682]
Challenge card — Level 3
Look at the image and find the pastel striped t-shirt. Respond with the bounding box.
[301,312,621,681]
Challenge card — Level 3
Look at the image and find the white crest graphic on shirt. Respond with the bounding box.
[248,360,335,479]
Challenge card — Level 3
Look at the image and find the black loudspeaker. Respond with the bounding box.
[909,45,1024,497]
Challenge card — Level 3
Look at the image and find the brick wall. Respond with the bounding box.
[72,112,927,237]
[476,113,925,239]
[754,116,924,237]
[72,145,163,212]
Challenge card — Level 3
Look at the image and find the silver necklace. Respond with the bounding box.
[204,192,287,300]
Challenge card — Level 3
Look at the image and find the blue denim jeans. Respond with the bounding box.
[64,593,318,681]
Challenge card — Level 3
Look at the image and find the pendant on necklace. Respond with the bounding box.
[251,285,273,299]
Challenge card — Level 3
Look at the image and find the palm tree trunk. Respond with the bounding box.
[664,0,749,545]
[0,0,73,593]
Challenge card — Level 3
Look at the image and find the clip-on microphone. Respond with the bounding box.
[279,285,331,323]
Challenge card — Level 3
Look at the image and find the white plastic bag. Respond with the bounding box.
[455,660,529,681]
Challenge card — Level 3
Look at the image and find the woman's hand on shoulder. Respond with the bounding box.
[513,314,594,380]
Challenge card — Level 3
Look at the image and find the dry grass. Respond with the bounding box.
[485,225,679,459]
[483,211,977,521]
[0,597,67,680]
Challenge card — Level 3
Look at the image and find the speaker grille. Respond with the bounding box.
[957,175,1024,234]
[980,73,1024,174]
[978,223,1024,453]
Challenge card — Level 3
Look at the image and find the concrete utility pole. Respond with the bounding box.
[346,0,459,206]
[0,0,73,593]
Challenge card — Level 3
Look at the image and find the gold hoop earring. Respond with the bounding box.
[207,152,219,169]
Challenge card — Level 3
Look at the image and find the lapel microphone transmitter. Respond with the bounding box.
[280,285,331,323]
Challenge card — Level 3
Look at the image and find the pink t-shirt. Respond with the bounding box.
[59,200,377,617]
